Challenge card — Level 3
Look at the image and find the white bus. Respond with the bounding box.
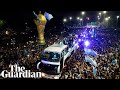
[37,44,69,79]
[37,40,78,79]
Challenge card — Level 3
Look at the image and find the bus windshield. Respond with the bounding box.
[41,52,60,62]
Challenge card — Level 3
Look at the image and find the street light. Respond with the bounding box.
[86,17,89,24]
[105,17,108,21]
[103,11,107,14]
[99,12,101,16]
[81,11,85,15]
[87,17,90,20]
[97,16,100,20]
[108,16,110,19]
[63,18,67,22]
[80,18,83,26]
[80,18,83,21]
[117,16,119,19]
[98,17,100,20]
[69,17,72,20]
[77,17,80,20]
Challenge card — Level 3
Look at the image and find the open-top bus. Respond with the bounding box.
[37,37,79,79]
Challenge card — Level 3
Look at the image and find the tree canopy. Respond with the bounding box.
[0,20,6,28]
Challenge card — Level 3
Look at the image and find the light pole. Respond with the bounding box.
[97,16,100,25]
[77,17,80,27]
[98,12,101,22]
[81,11,85,26]
[69,17,72,27]
[108,16,110,27]
[117,16,119,27]
[86,17,90,24]
[103,11,107,19]
[99,12,101,20]
[103,11,107,27]
[63,18,67,28]
[105,17,109,28]
[80,18,83,26]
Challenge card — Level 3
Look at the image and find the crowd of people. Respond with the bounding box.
[0,28,62,75]
[0,26,120,79]
[60,48,94,79]
[60,28,120,79]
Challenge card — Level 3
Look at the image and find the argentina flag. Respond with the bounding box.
[85,55,97,67]
[84,48,98,57]
[44,12,53,20]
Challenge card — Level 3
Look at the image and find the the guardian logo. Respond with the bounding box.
[0,64,42,78]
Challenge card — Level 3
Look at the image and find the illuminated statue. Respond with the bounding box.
[33,11,53,45]
[33,11,47,45]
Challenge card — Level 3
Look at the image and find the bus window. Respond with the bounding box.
[41,52,60,62]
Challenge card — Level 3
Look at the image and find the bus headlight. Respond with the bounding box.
[54,76,59,79]
[42,73,45,77]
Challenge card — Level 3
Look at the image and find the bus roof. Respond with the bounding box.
[44,44,68,53]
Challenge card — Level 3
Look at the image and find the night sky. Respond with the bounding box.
[0,0,119,31]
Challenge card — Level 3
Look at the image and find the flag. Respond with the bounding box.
[84,48,98,56]
[92,66,97,77]
[44,12,53,20]
[85,55,97,67]
[91,49,98,56]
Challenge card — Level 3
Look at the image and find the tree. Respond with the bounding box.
[0,20,6,29]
